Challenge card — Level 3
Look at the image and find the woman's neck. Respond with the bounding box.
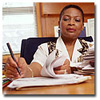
[61,36,77,46]
[61,36,77,61]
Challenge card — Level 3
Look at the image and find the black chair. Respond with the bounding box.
[20,37,57,64]
[20,36,93,64]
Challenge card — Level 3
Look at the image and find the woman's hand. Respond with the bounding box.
[4,56,28,79]
[54,59,71,74]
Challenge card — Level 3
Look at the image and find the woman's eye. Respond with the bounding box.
[75,19,80,22]
[63,18,69,21]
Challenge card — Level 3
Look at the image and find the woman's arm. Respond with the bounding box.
[24,62,42,77]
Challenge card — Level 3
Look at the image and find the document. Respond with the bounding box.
[8,74,91,90]
[41,49,70,78]
[73,45,95,75]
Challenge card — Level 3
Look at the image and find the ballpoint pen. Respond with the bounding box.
[6,43,21,76]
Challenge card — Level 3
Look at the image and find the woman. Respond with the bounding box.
[4,5,85,79]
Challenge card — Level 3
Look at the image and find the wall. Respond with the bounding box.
[36,3,95,37]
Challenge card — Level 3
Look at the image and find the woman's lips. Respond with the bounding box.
[67,28,76,32]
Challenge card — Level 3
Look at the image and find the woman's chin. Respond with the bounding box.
[61,34,78,40]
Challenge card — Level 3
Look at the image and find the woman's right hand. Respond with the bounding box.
[4,56,28,79]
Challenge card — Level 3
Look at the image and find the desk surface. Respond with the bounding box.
[3,75,95,95]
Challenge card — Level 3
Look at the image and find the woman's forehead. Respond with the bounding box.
[62,8,82,17]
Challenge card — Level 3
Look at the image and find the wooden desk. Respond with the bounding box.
[3,75,95,95]
[3,53,20,64]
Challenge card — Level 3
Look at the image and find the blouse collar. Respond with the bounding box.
[56,36,82,62]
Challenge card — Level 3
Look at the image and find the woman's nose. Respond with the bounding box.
[68,19,75,26]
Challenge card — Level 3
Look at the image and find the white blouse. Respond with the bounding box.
[32,36,83,67]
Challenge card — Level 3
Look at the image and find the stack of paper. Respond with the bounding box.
[74,45,95,75]
[74,65,94,75]
[83,45,94,64]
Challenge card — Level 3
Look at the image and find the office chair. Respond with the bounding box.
[20,37,57,64]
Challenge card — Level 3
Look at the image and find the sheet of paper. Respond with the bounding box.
[8,74,91,89]
[82,64,94,70]
[41,50,69,78]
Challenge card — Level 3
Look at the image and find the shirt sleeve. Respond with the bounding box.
[31,43,48,67]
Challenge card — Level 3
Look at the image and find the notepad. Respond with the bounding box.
[8,74,91,90]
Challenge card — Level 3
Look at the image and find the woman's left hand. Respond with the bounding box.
[54,59,71,74]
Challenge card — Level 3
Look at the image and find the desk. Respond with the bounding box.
[3,75,95,95]
[3,53,20,64]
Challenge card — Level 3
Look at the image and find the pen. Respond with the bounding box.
[6,43,21,76]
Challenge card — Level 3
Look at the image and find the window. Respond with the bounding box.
[2,2,37,54]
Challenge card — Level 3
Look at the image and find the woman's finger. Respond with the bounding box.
[5,69,19,78]
[7,57,17,68]
[54,69,66,74]
[63,59,70,65]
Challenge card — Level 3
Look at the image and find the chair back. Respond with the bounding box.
[20,37,57,64]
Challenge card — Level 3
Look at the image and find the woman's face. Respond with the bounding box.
[59,8,84,40]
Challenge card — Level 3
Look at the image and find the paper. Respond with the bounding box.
[8,74,91,89]
[8,50,92,89]
[41,50,69,78]
[41,48,95,76]
[73,45,95,75]
[82,64,94,71]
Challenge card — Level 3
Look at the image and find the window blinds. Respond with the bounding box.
[2,2,37,54]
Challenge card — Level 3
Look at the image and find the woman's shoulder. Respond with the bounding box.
[38,42,48,50]
[78,37,94,54]
[38,40,57,48]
